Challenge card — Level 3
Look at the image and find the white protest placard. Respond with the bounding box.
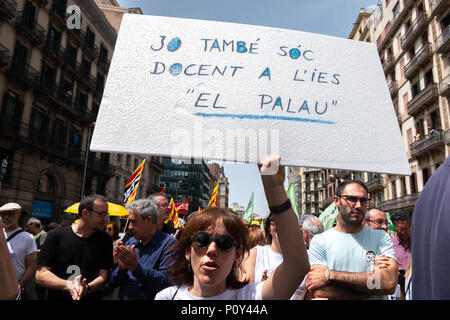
[90,14,410,175]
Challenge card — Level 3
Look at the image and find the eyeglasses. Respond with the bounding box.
[190,231,238,252]
[157,203,170,208]
[365,219,389,227]
[91,210,109,217]
[338,195,371,206]
[395,227,409,233]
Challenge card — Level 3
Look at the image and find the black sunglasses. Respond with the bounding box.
[0,211,15,217]
[190,231,238,252]
[338,194,371,205]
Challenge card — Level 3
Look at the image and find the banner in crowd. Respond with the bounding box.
[123,159,146,203]
[91,14,410,175]
[208,179,219,207]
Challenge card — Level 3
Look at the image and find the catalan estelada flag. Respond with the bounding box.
[165,198,180,228]
[208,179,219,207]
[123,159,145,203]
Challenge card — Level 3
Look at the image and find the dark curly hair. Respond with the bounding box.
[167,207,249,289]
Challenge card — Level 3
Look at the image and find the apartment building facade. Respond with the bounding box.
[288,166,329,217]
[0,0,120,225]
[375,0,449,213]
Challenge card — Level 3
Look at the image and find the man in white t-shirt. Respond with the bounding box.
[305,180,398,300]
[1,203,37,299]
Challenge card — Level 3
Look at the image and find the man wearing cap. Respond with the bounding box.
[1,202,38,299]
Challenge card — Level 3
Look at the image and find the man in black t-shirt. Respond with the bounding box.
[36,195,113,300]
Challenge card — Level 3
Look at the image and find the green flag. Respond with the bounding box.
[243,192,254,224]
[386,213,395,232]
[319,202,338,231]
[286,182,300,219]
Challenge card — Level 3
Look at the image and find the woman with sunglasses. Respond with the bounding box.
[155,156,309,300]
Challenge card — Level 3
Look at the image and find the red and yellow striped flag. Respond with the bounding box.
[123,159,145,204]
[208,179,219,207]
[165,198,180,228]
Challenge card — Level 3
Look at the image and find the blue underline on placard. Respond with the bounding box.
[193,112,336,125]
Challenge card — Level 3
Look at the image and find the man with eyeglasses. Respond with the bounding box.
[147,193,171,231]
[363,207,389,233]
[109,198,176,299]
[305,180,398,300]
[390,209,411,299]
[36,195,113,300]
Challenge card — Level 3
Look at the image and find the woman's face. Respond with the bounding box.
[185,218,241,295]
[269,219,279,242]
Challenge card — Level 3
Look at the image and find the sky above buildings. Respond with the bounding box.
[117,0,378,217]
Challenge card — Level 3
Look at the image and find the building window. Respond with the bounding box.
[37,173,56,194]
[391,180,397,198]
[422,168,430,186]
[410,172,417,193]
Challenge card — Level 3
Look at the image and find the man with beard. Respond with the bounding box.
[305,180,398,300]
[36,195,113,300]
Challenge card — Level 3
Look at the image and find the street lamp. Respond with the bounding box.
[81,122,95,201]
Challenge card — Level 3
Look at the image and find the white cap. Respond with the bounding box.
[0,202,22,212]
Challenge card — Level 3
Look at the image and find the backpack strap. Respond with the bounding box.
[6,229,26,242]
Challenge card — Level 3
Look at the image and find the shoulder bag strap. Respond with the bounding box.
[6,229,26,242]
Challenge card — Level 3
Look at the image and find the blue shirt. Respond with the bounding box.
[109,229,176,300]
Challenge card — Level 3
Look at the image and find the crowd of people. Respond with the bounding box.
[1,155,449,300]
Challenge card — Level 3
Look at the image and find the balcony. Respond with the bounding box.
[49,1,66,28]
[410,130,445,158]
[15,11,46,47]
[444,129,450,145]
[97,57,111,74]
[334,169,351,179]
[0,0,17,20]
[406,83,439,116]
[366,175,384,192]
[430,0,450,19]
[403,0,415,11]
[0,94,23,131]
[67,28,86,47]
[5,59,40,90]
[42,41,65,66]
[382,193,419,212]
[382,54,395,74]
[34,0,49,7]
[93,85,104,102]
[79,74,96,92]
[56,86,74,109]
[84,43,99,61]
[0,44,10,69]
[401,12,428,51]
[388,80,398,96]
[436,26,450,54]
[404,43,433,79]
[36,79,58,102]
[439,75,450,97]
[61,50,80,79]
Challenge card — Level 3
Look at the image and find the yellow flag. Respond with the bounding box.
[208,180,219,207]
